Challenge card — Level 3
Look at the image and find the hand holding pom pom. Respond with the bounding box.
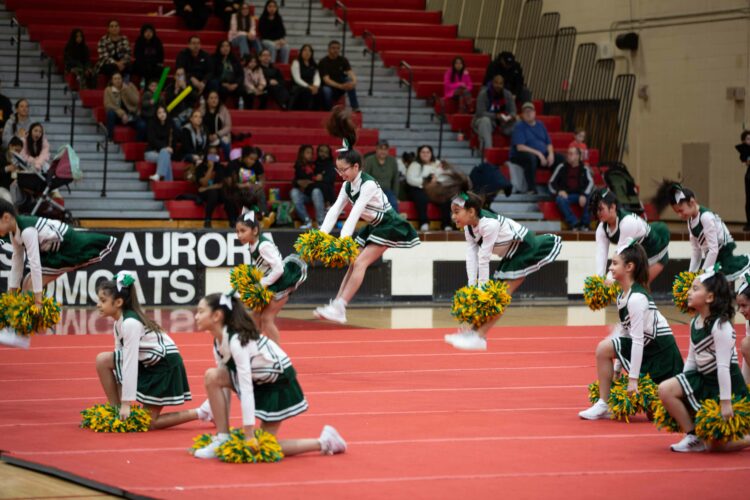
[583,276,621,311]
[672,270,700,314]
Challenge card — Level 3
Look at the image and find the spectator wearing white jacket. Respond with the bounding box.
[289,44,321,111]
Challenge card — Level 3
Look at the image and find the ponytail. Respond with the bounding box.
[203,292,260,346]
[652,179,695,215]
[325,105,361,166]
[96,274,162,334]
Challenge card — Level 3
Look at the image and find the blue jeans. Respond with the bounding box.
[260,39,290,64]
[321,76,360,110]
[556,192,591,227]
[291,187,325,225]
[144,148,173,181]
[384,189,399,213]
[231,36,261,58]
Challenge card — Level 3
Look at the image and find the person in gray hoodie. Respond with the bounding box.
[472,75,516,154]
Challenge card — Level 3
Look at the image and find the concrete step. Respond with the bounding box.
[71,179,146,191]
[70,209,170,219]
[65,198,163,211]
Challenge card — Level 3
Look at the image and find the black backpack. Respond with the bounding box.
[601,162,644,216]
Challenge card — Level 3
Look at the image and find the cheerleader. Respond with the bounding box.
[192,292,347,459]
[445,189,562,350]
[735,274,750,383]
[0,199,116,348]
[95,273,195,428]
[590,188,670,285]
[658,269,750,452]
[236,207,307,344]
[313,107,420,324]
[654,182,750,282]
[578,242,683,420]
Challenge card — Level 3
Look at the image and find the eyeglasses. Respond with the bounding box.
[335,165,352,174]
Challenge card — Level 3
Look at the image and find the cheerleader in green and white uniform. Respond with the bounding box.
[579,242,683,420]
[193,292,347,459]
[236,207,307,344]
[445,189,562,350]
[733,274,750,384]
[658,269,750,452]
[313,107,420,324]
[590,188,670,285]
[95,273,195,429]
[0,199,116,348]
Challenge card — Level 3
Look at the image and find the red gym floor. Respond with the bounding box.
[1,324,749,499]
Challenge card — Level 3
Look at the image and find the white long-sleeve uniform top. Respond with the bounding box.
[115,311,178,402]
[595,211,650,278]
[9,215,70,293]
[688,207,734,272]
[248,234,283,288]
[464,210,528,286]
[684,316,739,401]
[213,328,292,426]
[743,321,750,383]
[320,171,391,238]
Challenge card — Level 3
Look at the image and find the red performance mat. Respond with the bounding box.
[1,325,749,499]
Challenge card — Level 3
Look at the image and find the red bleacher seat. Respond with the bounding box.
[13,10,224,31]
[381,51,489,69]
[322,0,426,9]
[365,37,472,53]
[350,22,457,38]
[336,8,441,25]
[151,180,196,200]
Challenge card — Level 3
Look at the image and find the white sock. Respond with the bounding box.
[196,400,212,421]
[336,298,348,307]
[216,432,230,441]
[597,398,607,405]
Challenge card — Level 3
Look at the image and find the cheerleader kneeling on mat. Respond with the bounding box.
[445,188,562,350]
[657,270,750,452]
[192,292,346,459]
[579,242,683,420]
[735,274,750,384]
[95,273,196,429]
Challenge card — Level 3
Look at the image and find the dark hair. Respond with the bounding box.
[188,35,200,43]
[297,44,316,67]
[701,272,735,324]
[739,279,750,300]
[25,123,45,158]
[109,71,123,85]
[652,179,695,214]
[0,198,17,218]
[401,151,415,165]
[295,144,314,166]
[328,39,341,48]
[325,105,361,166]
[96,278,162,333]
[138,23,157,40]
[215,39,232,56]
[588,187,618,220]
[203,293,260,346]
[742,130,750,142]
[242,145,259,159]
[317,144,331,157]
[205,89,222,110]
[244,52,261,68]
[616,243,649,289]
[416,145,436,165]
[450,56,465,82]
[8,136,23,148]
[66,28,85,46]
[452,176,484,217]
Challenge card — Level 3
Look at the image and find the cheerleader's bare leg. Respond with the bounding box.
[144,404,200,430]
[261,420,346,456]
[657,378,694,433]
[475,277,525,338]
[95,351,121,405]
[336,244,388,303]
[203,366,234,434]
[741,336,750,384]
[259,295,289,345]
[647,262,664,285]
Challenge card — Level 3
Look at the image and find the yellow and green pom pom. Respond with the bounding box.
[672,270,700,314]
[450,280,512,329]
[608,383,640,422]
[191,428,284,463]
[0,292,61,336]
[695,396,750,443]
[239,284,275,312]
[651,400,681,433]
[583,276,621,311]
[588,380,600,404]
[587,374,660,422]
[294,229,329,263]
[80,403,151,432]
[190,433,214,452]
[320,236,360,268]
[230,265,274,312]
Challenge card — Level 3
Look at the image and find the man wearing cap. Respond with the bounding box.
[510,102,563,194]
[363,139,400,212]
[472,75,516,154]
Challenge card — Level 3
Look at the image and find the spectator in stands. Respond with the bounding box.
[0,137,18,202]
[472,75,516,154]
[2,99,32,148]
[229,146,267,215]
[132,24,165,85]
[319,40,359,112]
[290,144,326,228]
[180,109,207,171]
[443,56,473,113]
[195,144,238,227]
[20,123,50,173]
[364,139,399,212]
[165,67,198,130]
[104,72,144,141]
[228,2,260,59]
[406,145,446,231]
[215,0,240,30]
[315,144,336,204]
[289,44,321,111]
[547,146,594,231]
[175,0,210,31]
[95,19,131,79]
[483,51,531,103]
[141,79,164,124]
[257,0,289,64]
[735,130,750,231]
[258,49,289,110]
[176,35,212,97]
[241,53,267,109]
[63,29,95,90]
[568,127,590,164]
[510,102,563,195]
[201,90,232,159]
[146,105,174,182]
[209,40,243,102]
[4,137,24,204]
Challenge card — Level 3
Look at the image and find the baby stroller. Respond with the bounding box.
[15,145,81,223]
[600,161,646,218]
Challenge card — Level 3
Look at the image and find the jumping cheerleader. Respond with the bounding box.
[734,274,750,383]
[313,107,420,324]
[192,292,347,459]
[236,207,307,344]
[0,199,117,348]
[95,273,195,428]
[590,188,670,285]
[658,269,750,452]
[445,189,562,350]
[578,242,683,420]
[654,182,750,282]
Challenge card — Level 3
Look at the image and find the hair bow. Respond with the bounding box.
[336,138,351,153]
[451,192,470,207]
[698,263,722,283]
[219,291,234,311]
[114,272,136,292]
[672,184,686,204]
[738,272,750,295]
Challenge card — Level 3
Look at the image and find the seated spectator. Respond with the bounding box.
[20,123,50,172]
[146,105,174,182]
[472,75,516,154]
[95,19,131,79]
[290,44,321,111]
[165,67,198,130]
[175,0,210,31]
[363,139,399,212]
[568,127,590,164]
[443,56,472,112]
[315,144,336,204]
[180,109,207,171]
[290,144,326,228]
[547,146,594,231]
[5,137,25,205]
[201,90,232,159]
[0,80,9,133]
[258,49,289,110]
[104,72,145,141]
[469,160,513,206]
[63,29,95,89]
[2,99,32,148]
[229,2,260,59]
[141,79,164,124]
[210,40,243,102]
[194,145,238,228]
[406,145,450,231]
[175,35,212,97]
[257,0,289,64]
[230,146,267,215]
[215,0,240,30]
[510,102,563,195]
[132,24,164,85]
[483,51,531,103]
[0,136,23,202]
[242,53,267,109]
[318,40,359,112]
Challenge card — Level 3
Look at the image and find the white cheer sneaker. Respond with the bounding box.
[670,434,706,453]
[448,331,487,351]
[578,399,611,420]
[0,328,31,349]
[314,300,347,324]
[319,425,347,455]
